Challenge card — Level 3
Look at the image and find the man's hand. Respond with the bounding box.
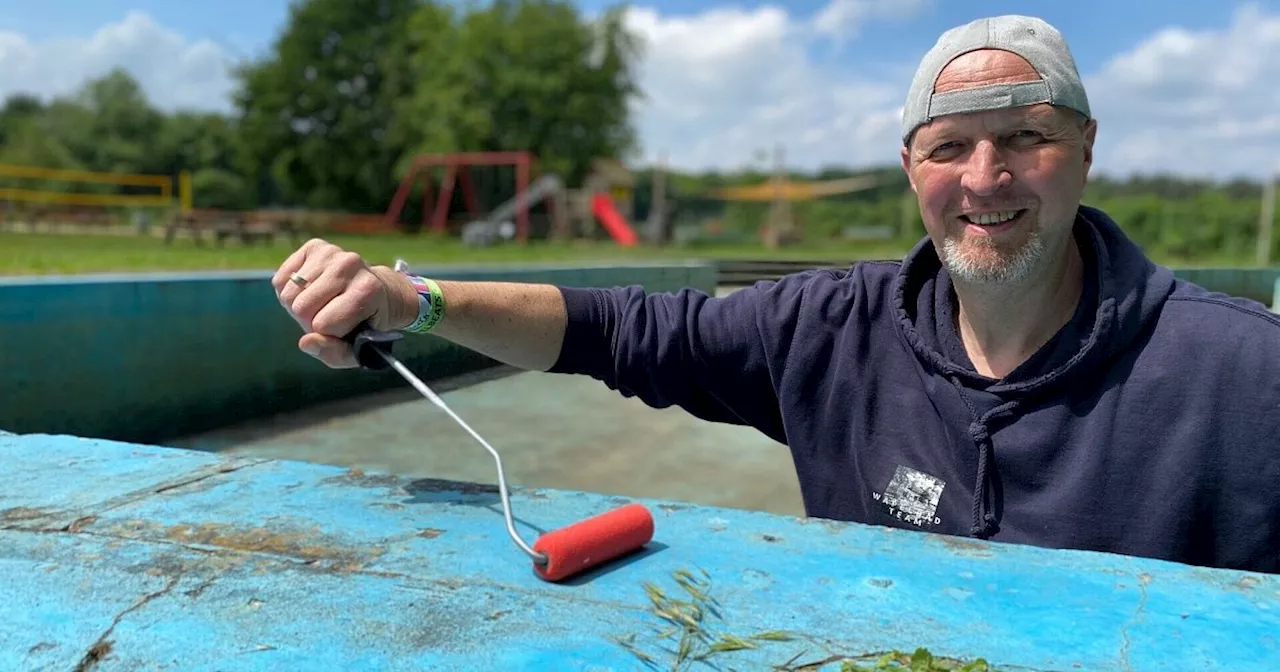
[271,238,418,368]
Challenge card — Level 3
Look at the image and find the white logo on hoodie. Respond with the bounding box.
[874,465,945,527]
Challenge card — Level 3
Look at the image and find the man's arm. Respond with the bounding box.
[427,280,569,372]
[272,239,807,442]
[405,278,794,440]
[271,239,571,371]
[538,280,805,441]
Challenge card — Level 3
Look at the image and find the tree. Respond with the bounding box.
[156,112,254,209]
[71,69,166,175]
[233,0,421,211]
[396,0,643,185]
[0,94,45,147]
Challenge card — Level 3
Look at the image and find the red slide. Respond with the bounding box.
[590,193,639,247]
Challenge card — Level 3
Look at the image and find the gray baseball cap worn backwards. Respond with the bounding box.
[902,15,1091,145]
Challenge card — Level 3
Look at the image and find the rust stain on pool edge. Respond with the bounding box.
[162,522,384,568]
[932,534,996,558]
[0,506,52,522]
[320,468,405,490]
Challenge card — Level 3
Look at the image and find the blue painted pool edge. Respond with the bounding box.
[0,263,717,444]
[2,432,1277,671]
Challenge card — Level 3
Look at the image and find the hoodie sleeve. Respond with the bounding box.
[548,276,811,445]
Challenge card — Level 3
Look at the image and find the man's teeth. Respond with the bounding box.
[968,210,1020,225]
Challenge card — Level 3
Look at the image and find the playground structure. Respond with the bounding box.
[0,163,312,245]
[702,144,894,248]
[0,162,190,212]
[460,173,565,246]
[0,162,191,234]
[0,146,907,251]
[382,151,644,247]
[377,146,920,250]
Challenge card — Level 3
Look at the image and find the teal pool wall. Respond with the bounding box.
[2,262,1274,446]
[1172,267,1280,307]
[0,262,716,444]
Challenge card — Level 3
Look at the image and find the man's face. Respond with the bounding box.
[900,49,1097,285]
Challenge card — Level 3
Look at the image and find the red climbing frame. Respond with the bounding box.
[383,151,535,242]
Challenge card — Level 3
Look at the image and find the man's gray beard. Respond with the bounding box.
[941,230,1045,285]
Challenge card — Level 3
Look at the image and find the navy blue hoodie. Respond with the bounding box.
[550,205,1280,574]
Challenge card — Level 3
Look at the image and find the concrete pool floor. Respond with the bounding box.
[168,365,805,517]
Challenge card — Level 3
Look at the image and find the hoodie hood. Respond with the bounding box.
[893,204,1176,395]
[890,204,1177,538]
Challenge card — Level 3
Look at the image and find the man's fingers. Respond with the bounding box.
[278,255,330,308]
[299,333,358,369]
[310,288,377,341]
[272,238,326,294]
[274,240,386,368]
[288,271,349,329]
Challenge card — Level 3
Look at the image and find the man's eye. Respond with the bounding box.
[931,141,960,155]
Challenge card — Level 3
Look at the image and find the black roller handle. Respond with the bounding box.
[343,324,404,371]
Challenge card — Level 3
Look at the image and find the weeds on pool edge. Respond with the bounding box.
[610,567,993,671]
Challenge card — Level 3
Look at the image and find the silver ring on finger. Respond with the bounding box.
[289,272,309,288]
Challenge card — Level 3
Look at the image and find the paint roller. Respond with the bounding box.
[344,326,655,582]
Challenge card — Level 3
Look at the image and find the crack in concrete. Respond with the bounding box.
[72,575,181,672]
[1,524,645,617]
[0,458,270,535]
[1117,571,1152,671]
[117,458,271,505]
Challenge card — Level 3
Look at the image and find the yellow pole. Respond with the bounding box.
[179,170,193,213]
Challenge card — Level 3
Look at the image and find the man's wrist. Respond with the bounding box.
[370,266,419,331]
[398,272,447,334]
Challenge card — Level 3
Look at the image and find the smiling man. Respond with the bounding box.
[273,16,1280,574]
[899,18,1098,380]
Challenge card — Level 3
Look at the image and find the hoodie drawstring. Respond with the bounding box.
[949,375,1019,539]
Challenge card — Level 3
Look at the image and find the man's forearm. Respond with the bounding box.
[427,280,569,372]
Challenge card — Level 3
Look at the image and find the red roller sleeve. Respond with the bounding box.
[532,503,655,581]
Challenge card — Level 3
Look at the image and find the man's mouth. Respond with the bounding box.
[959,209,1027,227]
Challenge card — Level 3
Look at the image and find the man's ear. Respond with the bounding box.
[900,145,917,193]
[1081,117,1098,181]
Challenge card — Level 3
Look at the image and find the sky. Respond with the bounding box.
[1,0,1279,180]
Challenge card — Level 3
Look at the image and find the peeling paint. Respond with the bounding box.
[1237,576,1262,592]
[797,516,848,534]
[162,522,383,568]
[405,477,498,495]
[1,506,51,522]
[320,468,405,491]
[66,516,97,533]
[932,534,996,558]
[72,640,112,672]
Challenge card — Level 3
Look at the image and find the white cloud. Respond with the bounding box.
[0,11,236,113]
[1084,3,1280,179]
[622,2,915,172]
[627,1,1280,179]
[811,0,930,42]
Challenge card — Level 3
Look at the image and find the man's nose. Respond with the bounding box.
[960,140,1012,196]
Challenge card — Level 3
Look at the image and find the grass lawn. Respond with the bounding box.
[0,229,918,276]
[0,229,1259,276]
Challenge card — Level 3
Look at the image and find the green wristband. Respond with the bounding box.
[402,275,446,334]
